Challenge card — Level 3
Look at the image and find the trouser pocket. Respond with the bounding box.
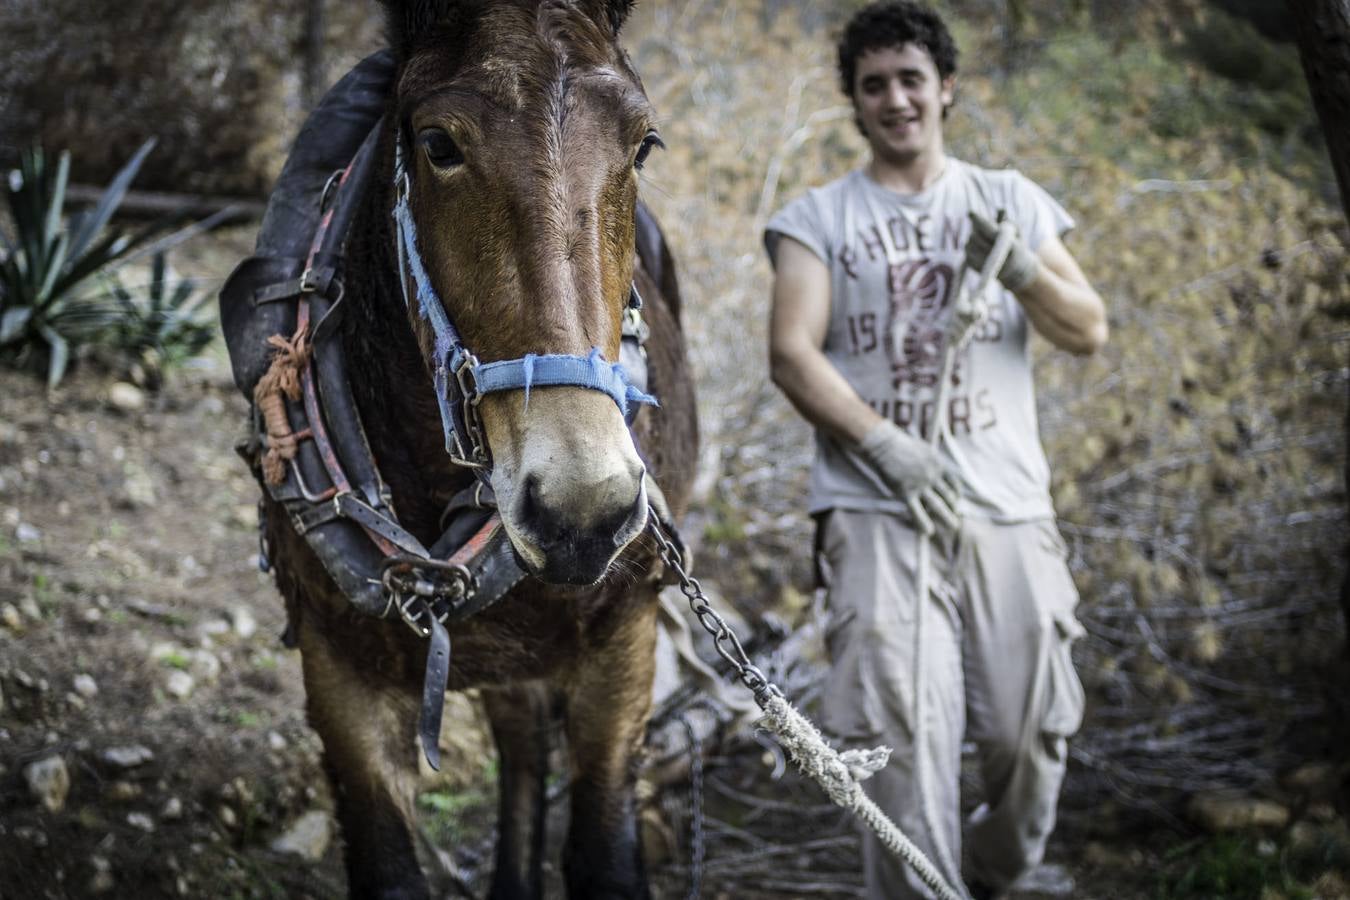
[1042,612,1086,739]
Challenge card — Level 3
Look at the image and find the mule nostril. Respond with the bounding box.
[521,474,543,521]
[518,474,564,545]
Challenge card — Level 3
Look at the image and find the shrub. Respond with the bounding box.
[0,140,175,388]
[101,251,215,390]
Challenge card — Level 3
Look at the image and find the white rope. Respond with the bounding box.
[756,693,965,900]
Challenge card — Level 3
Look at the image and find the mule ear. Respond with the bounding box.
[578,0,636,35]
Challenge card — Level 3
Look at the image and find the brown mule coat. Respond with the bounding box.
[263,2,696,898]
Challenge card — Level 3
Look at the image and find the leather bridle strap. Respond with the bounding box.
[390,140,656,470]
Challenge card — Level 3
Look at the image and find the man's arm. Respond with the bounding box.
[768,236,960,531]
[767,237,882,443]
[1014,237,1108,356]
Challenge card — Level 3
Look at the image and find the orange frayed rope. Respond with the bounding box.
[253,327,311,485]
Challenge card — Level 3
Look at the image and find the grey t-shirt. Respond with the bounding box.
[765,159,1074,521]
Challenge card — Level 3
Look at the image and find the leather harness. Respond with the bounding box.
[219,52,671,768]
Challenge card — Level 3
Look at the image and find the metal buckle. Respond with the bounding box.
[448,352,491,469]
[622,306,649,342]
[380,555,478,636]
[452,350,480,404]
[396,593,433,637]
[319,168,344,214]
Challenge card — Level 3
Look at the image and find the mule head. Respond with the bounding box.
[382,0,658,585]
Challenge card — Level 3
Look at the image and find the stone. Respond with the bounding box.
[165,670,195,699]
[1,603,22,632]
[231,607,257,640]
[121,464,157,507]
[101,745,155,769]
[73,674,98,698]
[13,669,46,692]
[1187,791,1289,832]
[107,781,140,802]
[197,620,230,638]
[24,755,70,812]
[14,825,49,846]
[217,805,238,829]
[15,522,40,543]
[190,650,220,683]
[18,595,41,620]
[269,810,332,861]
[267,731,287,751]
[1309,801,1337,823]
[108,382,146,412]
[127,812,155,833]
[88,855,114,894]
[232,505,258,529]
[1283,762,1337,792]
[161,796,184,820]
[1010,863,1076,897]
[1288,821,1320,853]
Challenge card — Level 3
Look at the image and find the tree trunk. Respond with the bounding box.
[1288,1,1350,774]
[302,0,327,111]
[1291,2,1350,218]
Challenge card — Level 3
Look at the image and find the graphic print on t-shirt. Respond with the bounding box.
[884,257,957,392]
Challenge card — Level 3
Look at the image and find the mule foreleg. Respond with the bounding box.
[483,684,552,900]
[297,618,429,900]
[562,595,659,900]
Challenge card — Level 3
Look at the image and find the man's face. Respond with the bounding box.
[852,43,954,166]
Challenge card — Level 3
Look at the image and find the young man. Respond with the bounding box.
[765,3,1107,898]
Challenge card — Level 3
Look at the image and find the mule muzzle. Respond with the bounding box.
[508,466,648,585]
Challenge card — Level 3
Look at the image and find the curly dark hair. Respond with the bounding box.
[836,1,959,98]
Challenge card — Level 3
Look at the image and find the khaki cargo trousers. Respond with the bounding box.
[816,510,1086,899]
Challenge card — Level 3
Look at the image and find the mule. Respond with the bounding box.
[253,2,696,897]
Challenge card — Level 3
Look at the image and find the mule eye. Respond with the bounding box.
[634,131,664,170]
[418,128,464,168]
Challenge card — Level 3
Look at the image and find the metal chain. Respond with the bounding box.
[647,506,965,900]
[680,713,706,900]
[647,507,780,706]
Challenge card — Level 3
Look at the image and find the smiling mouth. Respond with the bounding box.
[882,116,920,132]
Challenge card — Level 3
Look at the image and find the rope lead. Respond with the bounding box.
[755,693,964,900]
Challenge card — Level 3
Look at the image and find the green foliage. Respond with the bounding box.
[1161,835,1297,899]
[102,251,215,388]
[417,787,493,846]
[0,140,172,388]
[1155,833,1350,900]
[159,650,191,671]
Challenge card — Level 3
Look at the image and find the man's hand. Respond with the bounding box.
[856,419,962,535]
[966,211,1040,293]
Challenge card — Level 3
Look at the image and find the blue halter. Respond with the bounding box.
[391,143,657,469]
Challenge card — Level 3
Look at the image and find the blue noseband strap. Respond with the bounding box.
[474,348,656,415]
[392,144,657,467]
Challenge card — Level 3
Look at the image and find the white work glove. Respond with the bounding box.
[965,210,1041,293]
[856,419,962,535]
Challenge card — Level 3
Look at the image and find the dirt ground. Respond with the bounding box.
[0,344,1144,900]
[0,357,1167,900]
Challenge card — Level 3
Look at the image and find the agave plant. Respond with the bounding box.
[102,251,215,389]
[0,140,176,388]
